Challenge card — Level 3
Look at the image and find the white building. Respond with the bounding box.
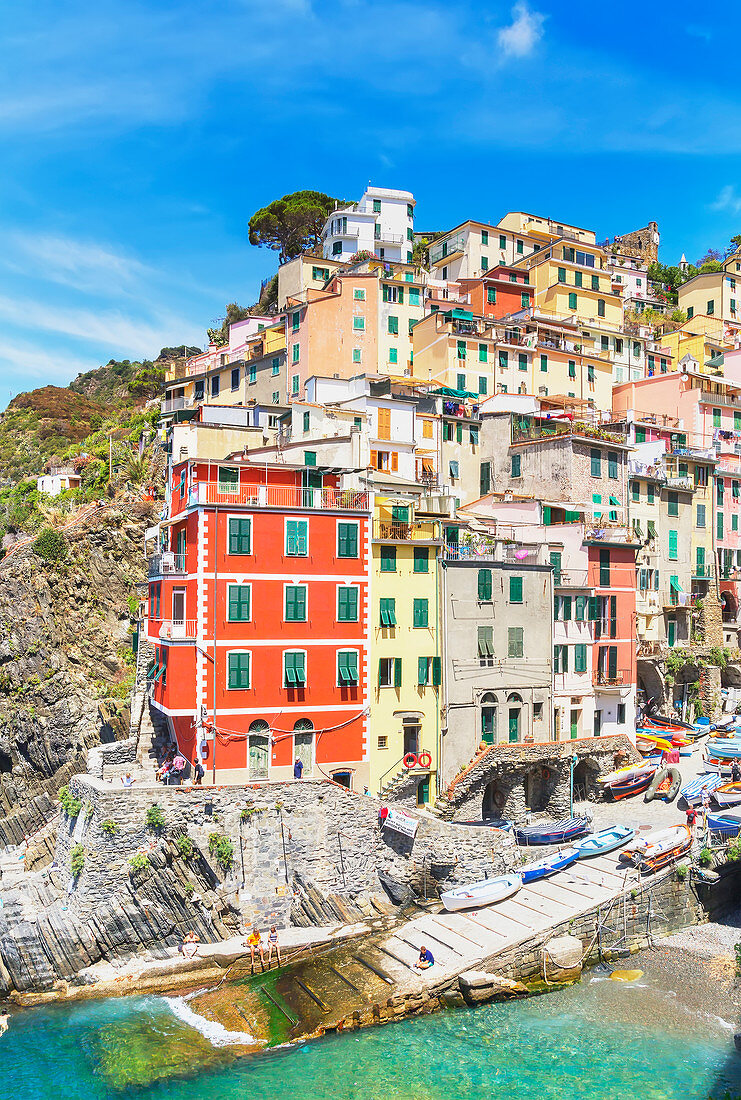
[36,468,82,496]
[322,186,416,264]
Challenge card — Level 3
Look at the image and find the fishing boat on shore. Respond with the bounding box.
[520,848,579,883]
[702,740,741,759]
[621,825,692,873]
[513,816,591,845]
[598,763,656,801]
[645,765,681,803]
[598,762,655,788]
[572,825,634,858]
[440,873,522,912]
[680,772,725,805]
[707,810,741,837]
[712,781,741,807]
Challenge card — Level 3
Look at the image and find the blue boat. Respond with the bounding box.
[707,811,741,837]
[680,773,725,806]
[514,816,591,845]
[520,847,579,883]
[572,825,635,859]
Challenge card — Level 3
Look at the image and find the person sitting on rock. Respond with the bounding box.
[181,931,200,959]
[245,927,265,969]
[415,945,434,970]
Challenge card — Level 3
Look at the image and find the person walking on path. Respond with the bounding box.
[193,757,205,786]
[293,758,304,779]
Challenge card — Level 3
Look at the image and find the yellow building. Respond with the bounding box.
[515,239,623,331]
[369,495,443,804]
[678,248,741,327]
[161,321,288,416]
[660,315,731,373]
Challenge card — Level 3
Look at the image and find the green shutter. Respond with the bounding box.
[380,545,396,572]
[668,530,678,559]
[394,658,402,688]
[591,449,601,477]
[575,595,585,621]
[608,646,618,679]
[509,576,523,603]
[413,547,429,573]
[413,598,429,628]
[228,652,250,689]
[508,627,523,658]
[432,656,441,686]
[478,568,493,600]
[228,584,250,622]
[380,597,396,627]
[338,587,358,622]
[338,522,358,557]
[418,656,428,685]
[574,644,587,673]
[286,586,307,621]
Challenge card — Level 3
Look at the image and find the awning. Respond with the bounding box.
[431,386,478,399]
[609,496,621,506]
[670,577,683,592]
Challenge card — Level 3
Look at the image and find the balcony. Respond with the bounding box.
[375,231,404,245]
[429,232,467,266]
[593,669,629,688]
[554,569,590,588]
[158,619,197,641]
[148,552,187,577]
[161,396,193,414]
[664,475,694,491]
[372,520,440,542]
[188,483,369,511]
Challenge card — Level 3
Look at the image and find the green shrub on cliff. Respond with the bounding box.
[59,785,82,818]
[100,819,118,836]
[128,852,149,873]
[70,844,85,878]
[145,804,166,831]
[175,835,194,860]
[33,527,68,563]
[208,832,234,869]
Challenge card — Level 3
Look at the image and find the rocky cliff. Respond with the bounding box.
[0,501,156,847]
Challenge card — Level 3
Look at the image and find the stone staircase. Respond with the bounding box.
[379,765,427,805]
[130,630,173,781]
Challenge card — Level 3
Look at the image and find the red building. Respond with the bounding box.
[147,460,371,788]
[588,538,638,733]
[458,266,533,320]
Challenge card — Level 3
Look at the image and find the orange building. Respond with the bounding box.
[588,539,637,732]
[147,461,371,788]
[457,266,533,321]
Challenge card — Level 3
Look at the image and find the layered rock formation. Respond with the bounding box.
[0,502,155,847]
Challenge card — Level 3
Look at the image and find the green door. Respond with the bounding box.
[667,617,676,648]
[481,704,496,745]
[508,709,520,743]
[302,468,322,506]
[570,709,578,739]
[549,551,562,584]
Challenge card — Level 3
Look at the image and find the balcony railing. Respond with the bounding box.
[373,520,440,542]
[664,475,694,490]
[157,619,197,641]
[161,397,193,414]
[553,569,590,587]
[188,483,369,511]
[444,540,497,561]
[375,231,404,245]
[594,669,629,687]
[148,553,187,576]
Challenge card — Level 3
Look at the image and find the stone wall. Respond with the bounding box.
[610,222,659,265]
[0,775,517,996]
[699,594,724,646]
[437,735,640,821]
[86,736,137,780]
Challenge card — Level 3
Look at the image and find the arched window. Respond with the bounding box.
[481,692,497,745]
[293,719,313,776]
[507,693,523,703]
[248,720,269,779]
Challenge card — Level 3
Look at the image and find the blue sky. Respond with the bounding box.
[1,0,740,404]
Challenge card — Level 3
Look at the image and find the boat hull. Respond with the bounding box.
[573,825,635,858]
[520,847,579,883]
[441,873,522,912]
[608,772,654,800]
[513,817,591,845]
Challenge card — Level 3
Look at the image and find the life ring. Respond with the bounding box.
[492,789,506,809]
[418,751,432,768]
[542,767,551,780]
[403,753,418,769]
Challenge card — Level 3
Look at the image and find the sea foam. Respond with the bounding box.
[164,996,256,1046]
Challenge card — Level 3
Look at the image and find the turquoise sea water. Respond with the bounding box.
[5,970,741,1099]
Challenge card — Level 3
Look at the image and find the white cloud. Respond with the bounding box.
[711,186,741,215]
[0,338,94,388]
[8,232,149,295]
[497,2,545,59]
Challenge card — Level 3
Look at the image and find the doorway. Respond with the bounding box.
[508,709,520,742]
[481,693,497,745]
[403,722,420,756]
[570,709,579,739]
[248,720,269,779]
[302,468,322,506]
[293,719,313,775]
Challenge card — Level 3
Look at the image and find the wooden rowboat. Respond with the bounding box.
[573,825,635,858]
[441,873,522,912]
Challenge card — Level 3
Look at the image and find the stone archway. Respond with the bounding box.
[573,759,600,801]
[637,658,665,711]
[524,765,555,812]
[482,779,509,818]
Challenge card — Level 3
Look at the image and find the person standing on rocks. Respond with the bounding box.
[293,758,304,779]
